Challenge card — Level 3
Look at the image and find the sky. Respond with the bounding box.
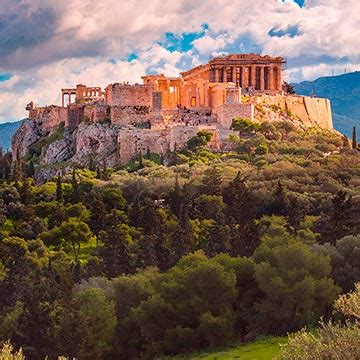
[0,0,360,123]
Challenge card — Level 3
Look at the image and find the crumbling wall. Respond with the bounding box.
[83,104,109,123]
[216,103,254,129]
[118,128,170,163]
[169,126,220,151]
[29,106,68,132]
[111,106,151,126]
[164,110,212,127]
[106,84,153,107]
[118,125,222,164]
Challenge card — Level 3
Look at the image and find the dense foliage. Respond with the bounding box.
[0,122,359,359]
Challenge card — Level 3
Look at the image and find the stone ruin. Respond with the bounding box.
[25,53,333,165]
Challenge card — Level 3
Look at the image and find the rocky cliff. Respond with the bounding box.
[12,118,120,181]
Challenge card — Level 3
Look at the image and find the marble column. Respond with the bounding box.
[214,68,219,82]
[62,93,65,107]
[268,66,274,92]
[260,66,265,92]
[240,66,244,88]
[232,66,237,84]
[223,67,227,82]
[251,65,256,88]
[276,66,282,91]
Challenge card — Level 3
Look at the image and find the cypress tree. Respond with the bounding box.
[138,151,144,169]
[102,159,109,180]
[20,178,34,205]
[89,155,96,172]
[352,126,357,150]
[223,172,259,256]
[96,166,102,179]
[27,160,35,179]
[168,176,182,217]
[171,200,194,262]
[56,174,63,203]
[99,225,131,277]
[205,213,231,257]
[71,168,81,203]
[202,166,223,195]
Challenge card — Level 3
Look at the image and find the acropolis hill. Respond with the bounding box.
[13,53,333,177]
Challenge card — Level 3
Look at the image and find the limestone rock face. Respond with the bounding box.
[40,135,76,165]
[72,122,120,167]
[12,119,42,158]
[12,117,121,182]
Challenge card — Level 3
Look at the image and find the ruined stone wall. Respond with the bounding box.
[255,95,333,129]
[168,126,220,151]
[118,125,222,164]
[216,103,254,129]
[164,110,212,127]
[29,106,68,132]
[83,104,109,123]
[111,106,151,126]
[106,84,153,107]
[118,128,170,163]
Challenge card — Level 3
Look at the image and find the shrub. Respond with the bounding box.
[280,283,360,360]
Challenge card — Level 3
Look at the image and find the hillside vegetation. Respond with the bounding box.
[0,120,359,359]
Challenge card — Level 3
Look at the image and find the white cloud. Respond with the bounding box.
[1,0,360,122]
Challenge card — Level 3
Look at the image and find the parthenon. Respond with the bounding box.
[208,53,285,92]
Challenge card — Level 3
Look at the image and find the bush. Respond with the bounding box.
[280,283,360,360]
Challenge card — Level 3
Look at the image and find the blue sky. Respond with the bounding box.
[0,0,359,122]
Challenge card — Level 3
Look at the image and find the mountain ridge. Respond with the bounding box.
[293,71,360,138]
[0,120,23,150]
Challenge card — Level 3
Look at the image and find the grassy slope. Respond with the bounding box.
[163,337,286,360]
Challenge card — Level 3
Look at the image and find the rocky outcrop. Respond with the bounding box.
[12,118,120,181]
[12,119,42,158]
[253,95,333,129]
[72,122,121,167]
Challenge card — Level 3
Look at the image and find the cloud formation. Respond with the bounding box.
[0,0,359,122]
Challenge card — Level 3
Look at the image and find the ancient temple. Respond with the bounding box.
[142,53,285,111]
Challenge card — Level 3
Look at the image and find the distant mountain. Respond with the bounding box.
[0,120,23,151]
[293,72,360,138]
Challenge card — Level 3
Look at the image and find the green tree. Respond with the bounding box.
[87,192,107,237]
[41,219,93,262]
[19,178,34,205]
[187,130,213,150]
[202,166,223,196]
[56,175,63,203]
[253,232,340,334]
[231,118,257,135]
[313,235,360,292]
[99,224,132,277]
[223,173,259,256]
[71,168,81,203]
[74,288,116,360]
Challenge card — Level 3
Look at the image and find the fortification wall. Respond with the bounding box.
[216,103,254,129]
[29,106,68,131]
[106,84,153,107]
[118,125,222,164]
[118,128,170,163]
[83,104,109,123]
[168,126,220,151]
[111,106,151,126]
[255,95,333,129]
